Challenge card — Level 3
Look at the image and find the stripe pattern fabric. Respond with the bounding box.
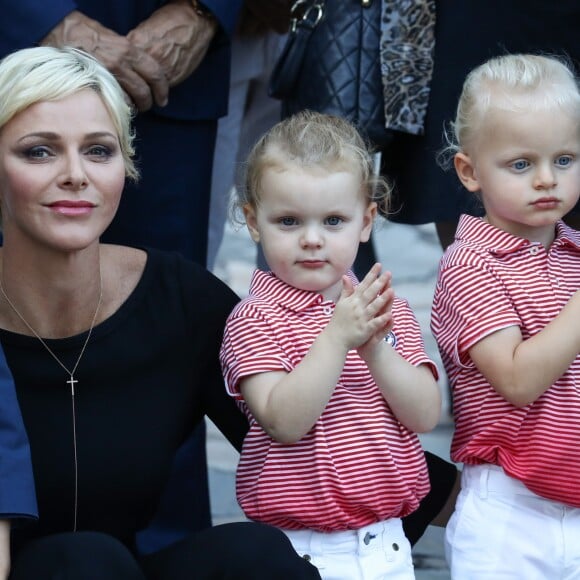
[220,269,436,531]
[432,214,580,507]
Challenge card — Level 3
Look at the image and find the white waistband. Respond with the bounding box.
[282,518,404,551]
[462,464,538,498]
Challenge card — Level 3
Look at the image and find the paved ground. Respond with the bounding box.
[208,217,456,578]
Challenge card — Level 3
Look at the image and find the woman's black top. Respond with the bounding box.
[3,248,247,554]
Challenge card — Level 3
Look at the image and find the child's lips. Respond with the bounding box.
[298,259,327,269]
[532,197,559,210]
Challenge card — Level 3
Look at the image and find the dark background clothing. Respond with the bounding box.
[0,0,240,121]
[0,348,37,522]
[385,0,580,225]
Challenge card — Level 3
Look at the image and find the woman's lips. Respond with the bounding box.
[49,200,95,216]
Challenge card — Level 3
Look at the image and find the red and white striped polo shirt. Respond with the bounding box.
[432,214,580,506]
[220,269,437,532]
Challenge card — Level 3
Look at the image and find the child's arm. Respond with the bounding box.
[358,311,441,433]
[240,264,394,444]
[469,290,580,407]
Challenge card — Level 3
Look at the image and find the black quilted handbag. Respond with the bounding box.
[269,0,393,147]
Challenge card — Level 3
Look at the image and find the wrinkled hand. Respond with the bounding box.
[327,264,394,352]
[127,0,218,90]
[41,11,169,112]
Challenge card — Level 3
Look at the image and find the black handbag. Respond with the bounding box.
[269,0,393,148]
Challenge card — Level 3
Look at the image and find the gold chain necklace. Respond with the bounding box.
[0,276,103,532]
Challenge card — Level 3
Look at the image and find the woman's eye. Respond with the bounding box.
[25,146,51,160]
[87,145,113,158]
[325,216,342,226]
[555,155,572,167]
[511,159,529,171]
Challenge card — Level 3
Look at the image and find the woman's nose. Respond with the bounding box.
[58,153,89,190]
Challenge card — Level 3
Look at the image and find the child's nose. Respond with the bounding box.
[533,163,557,189]
[300,226,323,248]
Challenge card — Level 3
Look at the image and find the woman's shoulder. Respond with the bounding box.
[104,242,233,288]
[99,244,240,331]
[105,243,147,275]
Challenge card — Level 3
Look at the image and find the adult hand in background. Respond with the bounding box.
[127,0,218,90]
[41,11,169,112]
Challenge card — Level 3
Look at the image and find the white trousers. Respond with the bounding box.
[282,519,414,580]
[446,464,580,579]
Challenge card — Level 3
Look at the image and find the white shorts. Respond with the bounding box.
[446,464,580,579]
[282,519,414,580]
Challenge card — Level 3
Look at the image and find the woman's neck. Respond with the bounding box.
[0,244,103,339]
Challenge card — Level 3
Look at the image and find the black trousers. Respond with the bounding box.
[10,523,321,580]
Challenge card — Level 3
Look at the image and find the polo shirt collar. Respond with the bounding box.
[455,214,580,256]
[248,269,359,312]
[556,220,580,251]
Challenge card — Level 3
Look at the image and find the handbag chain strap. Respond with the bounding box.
[290,0,374,31]
[290,0,324,32]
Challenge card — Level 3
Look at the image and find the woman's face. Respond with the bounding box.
[0,89,126,253]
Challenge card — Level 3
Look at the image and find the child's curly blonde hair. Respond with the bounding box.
[233,110,392,223]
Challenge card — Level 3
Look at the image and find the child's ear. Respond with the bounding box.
[454,152,481,192]
[243,204,260,243]
[360,201,377,243]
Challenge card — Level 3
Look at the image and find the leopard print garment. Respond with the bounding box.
[379,0,436,135]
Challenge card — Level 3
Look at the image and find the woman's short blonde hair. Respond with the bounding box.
[234,110,392,221]
[0,46,138,180]
[441,53,580,163]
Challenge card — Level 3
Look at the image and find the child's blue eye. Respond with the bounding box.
[325,216,342,226]
[555,155,572,167]
[511,159,529,171]
[279,217,297,226]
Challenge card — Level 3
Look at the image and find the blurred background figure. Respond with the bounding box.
[207,1,291,271]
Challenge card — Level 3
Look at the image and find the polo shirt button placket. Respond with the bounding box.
[322,305,332,316]
[529,245,540,255]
